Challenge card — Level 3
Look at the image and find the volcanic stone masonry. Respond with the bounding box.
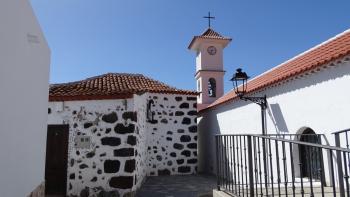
[47,93,197,196]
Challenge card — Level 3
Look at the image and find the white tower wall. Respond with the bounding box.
[196,43,224,71]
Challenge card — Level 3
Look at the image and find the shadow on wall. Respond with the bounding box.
[268,103,289,134]
[198,98,263,175]
[260,60,350,135]
[262,59,350,99]
[198,59,350,176]
[197,111,221,175]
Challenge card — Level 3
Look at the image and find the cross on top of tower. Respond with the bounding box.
[203,12,215,28]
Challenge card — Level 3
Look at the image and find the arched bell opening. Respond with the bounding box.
[208,78,216,97]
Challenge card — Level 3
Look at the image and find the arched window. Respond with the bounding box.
[208,78,216,97]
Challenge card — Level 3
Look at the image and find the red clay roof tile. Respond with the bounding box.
[188,28,232,49]
[49,73,197,101]
[202,29,350,112]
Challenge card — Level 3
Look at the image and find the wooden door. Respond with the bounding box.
[45,125,69,196]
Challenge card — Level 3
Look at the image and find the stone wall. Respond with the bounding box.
[47,93,198,196]
[48,99,139,196]
[146,93,198,176]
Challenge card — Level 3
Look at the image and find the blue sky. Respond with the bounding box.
[30,0,350,93]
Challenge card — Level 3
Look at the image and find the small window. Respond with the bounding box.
[147,100,155,122]
[208,78,216,97]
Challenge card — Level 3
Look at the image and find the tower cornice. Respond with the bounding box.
[195,70,226,77]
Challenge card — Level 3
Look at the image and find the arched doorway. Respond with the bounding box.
[299,128,322,180]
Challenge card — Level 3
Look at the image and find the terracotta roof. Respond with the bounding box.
[197,28,231,40]
[188,28,232,49]
[49,73,198,101]
[202,29,350,112]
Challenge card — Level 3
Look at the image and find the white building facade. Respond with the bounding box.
[0,0,50,196]
[197,28,350,179]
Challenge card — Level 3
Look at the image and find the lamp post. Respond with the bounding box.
[231,68,269,190]
[230,68,267,135]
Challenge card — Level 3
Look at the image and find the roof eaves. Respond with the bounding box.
[200,53,350,113]
[49,94,134,102]
[188,36,232,50]
[199,29,350,113]
[148,89,199,95]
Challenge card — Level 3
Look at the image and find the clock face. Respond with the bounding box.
[207,46,217,55]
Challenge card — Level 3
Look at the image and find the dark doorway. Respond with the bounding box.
[299,128,322,180]
[45,124,69,196]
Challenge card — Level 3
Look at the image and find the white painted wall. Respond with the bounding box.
[0,0,50,196]
[134,94,148,189]
[198,56,350,177]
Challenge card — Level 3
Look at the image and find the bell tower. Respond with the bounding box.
[188,27,232,110]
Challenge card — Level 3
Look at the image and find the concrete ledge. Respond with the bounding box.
[27,182,45,197]
[213,189,233,197]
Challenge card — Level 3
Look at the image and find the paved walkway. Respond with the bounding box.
[136,175,217,197]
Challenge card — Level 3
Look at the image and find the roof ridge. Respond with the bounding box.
[89,72,144,79]
[49,72,198,101]
[244,28,350,84]
[202,27,219,34]
[200,27,228,38]
[50,72,145,86]
[140,74,195,93]
[141,75,174,87]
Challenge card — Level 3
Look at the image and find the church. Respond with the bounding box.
[44,13,350,196]
[195,24,350,185]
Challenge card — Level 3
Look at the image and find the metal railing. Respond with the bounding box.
[333,128,350,149]
[266,134,325,142]
[216,134,350,197]
[332,128,350,196]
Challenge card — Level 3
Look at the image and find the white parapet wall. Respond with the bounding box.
[0,0,50,196]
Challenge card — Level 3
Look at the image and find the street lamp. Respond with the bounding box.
[230,68,267,135]
[231,68,269,190]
